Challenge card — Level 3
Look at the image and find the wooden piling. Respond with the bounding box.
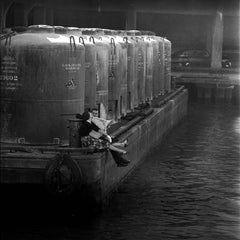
[224,86,234,103]
[215,86,225,103]
[203,86,212,103]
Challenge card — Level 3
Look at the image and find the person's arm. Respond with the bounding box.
[91,122,100,132]
[91,122,112,142]
[92,122,112,143]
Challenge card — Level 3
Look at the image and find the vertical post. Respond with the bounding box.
[126,6,136,30]
[68,119,82,147]
[210,11,223,69]
[196,84,205,102]
[204,85,212,103]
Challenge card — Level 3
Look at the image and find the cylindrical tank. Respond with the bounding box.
[163,38,172,93]
[118,30,139,111]
[127,30,146,106]
[81,28,109,119]
[143,31,165,97]
[141,31,154,102]
[55,26,98,112]
[142,31,162,99]
[155,36,165,95]
[103,29,128,120]
[0,25,85,143]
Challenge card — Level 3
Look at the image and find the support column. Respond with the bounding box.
[126,6,136,30]
[210,11,223,69]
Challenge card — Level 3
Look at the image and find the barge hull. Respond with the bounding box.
[0,88,188,207]
[100,88,188,204]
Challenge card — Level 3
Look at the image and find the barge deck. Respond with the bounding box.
[0,87,188,208]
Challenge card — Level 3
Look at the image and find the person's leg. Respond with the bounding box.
[109,150,130,166]
[109,144,127,154]
[112,142,125,147]
[111,139,128,148]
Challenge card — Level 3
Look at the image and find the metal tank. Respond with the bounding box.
[143,31,165,97]
[142,31,162,99]
[55,26,97,112]
[155,36,165,95]
[126,30,146,106]
[118,30,139,112]
[0,25,85,143]
[81,28,109,119]
[103,29,128,120]
[163,38,172,93]
[141,31,154,102]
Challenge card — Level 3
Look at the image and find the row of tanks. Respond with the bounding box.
[0,25,172,144]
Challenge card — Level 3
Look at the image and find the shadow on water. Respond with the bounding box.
[1,103,240,240]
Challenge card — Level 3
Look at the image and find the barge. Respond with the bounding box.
[0,25,188,208]
[0,86,188,207]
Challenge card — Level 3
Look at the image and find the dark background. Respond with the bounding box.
[1,0,239,52]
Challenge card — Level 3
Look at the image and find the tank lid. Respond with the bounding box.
[2,28,12,34]
[117,30,127,36]
[103,29,117,35]
[66,27,81,35]
[140,30,156,36]
[81,28,104,35]
[54,25,67,34]
[27,25,54,33]
[126,30,141,36]
[11,26,28,33]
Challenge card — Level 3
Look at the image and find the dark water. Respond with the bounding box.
[2,103,240,240]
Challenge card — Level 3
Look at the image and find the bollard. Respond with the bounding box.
[68,119,82,147]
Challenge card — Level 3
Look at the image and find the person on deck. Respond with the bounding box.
[78,110,129,166]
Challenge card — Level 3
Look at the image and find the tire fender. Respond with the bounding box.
[45,153,82,197]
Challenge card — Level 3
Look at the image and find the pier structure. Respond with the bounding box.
[171,9,239,104]
[172,69,240,104]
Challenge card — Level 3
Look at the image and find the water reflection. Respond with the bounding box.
[2,103,240,240]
